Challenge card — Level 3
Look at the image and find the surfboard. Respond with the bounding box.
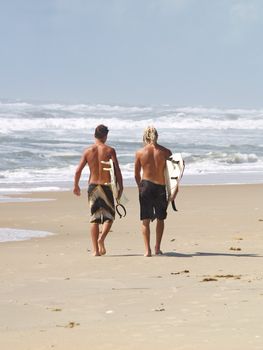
[101,159,127,218]
[165,153,185,211]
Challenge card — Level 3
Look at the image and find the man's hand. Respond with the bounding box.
[73,185,81,196]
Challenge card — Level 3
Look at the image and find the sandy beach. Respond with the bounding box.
[0,184,263,350]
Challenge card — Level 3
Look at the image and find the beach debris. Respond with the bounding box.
[215,274,241,280]
[202,277,218,282]
[56,321,80,328]
[170,238,176,242]
[171,270,190,275]
[234,237,243,240]
[66,321,79,328]
[153,308,165,312]
[202,274,241,282]
[105,310,114,314]
[229,247,241,251]
[47,307,62,312]
[258,219,263,222]
[64,277,70,280]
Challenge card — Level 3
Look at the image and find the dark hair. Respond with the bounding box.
[94,124,109,139]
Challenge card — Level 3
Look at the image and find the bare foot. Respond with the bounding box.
[98,239,106,255]
[93,251,101,256]
[144,250,152,257]
[155,249,163,256]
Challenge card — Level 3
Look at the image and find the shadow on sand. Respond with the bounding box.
[163,251,262,258]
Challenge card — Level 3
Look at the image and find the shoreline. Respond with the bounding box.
[1,169,263,197]
[1,184,263,349]
[1,183,263,242]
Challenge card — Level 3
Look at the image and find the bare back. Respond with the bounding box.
[85,142,114,184]
[135,143,172,185]
[74,137,123,198]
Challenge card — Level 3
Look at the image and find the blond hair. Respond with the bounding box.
[143,126,158,144]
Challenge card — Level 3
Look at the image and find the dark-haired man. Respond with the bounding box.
[74,125,123,256]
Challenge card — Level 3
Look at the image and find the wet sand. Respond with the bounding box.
[0,184,263,350]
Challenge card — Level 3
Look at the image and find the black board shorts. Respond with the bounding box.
[88,184,115,224]
[139,180,168,221]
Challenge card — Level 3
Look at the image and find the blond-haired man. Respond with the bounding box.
[134,126,172,257]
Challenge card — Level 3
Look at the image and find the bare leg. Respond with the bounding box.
[142,219,151,257]
[90,223,100,256]
[155,219,164,255]
[98,220,113,255]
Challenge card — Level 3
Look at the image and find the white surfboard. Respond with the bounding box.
[165,153,185,211]
[101,159,127,218]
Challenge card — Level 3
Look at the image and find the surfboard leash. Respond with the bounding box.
[116,200,127,219]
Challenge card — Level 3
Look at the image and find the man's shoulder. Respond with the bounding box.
[135,147,144,156]
[157,143,171,152]
[84,145,94,153]
[104,144,116,153]
[156,144,172,158]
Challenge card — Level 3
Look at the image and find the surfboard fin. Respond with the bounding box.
[171,200,178,211]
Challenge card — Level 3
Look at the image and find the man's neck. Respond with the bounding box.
[145,142,158,147]
[95,138,106,145]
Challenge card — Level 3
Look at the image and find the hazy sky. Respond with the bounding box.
[0,0,263,107]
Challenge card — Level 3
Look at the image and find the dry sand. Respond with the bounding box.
[0,184,263,350]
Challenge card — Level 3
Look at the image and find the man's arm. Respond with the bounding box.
[73,151,87,196]
[134,151,142,187]
[111,149,123,199]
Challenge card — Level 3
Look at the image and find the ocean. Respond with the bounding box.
[0,99,263,194]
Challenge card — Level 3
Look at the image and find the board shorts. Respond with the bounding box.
[88,184,115,224]
[139,180,168,221]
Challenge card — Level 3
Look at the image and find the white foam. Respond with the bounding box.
[1,100,262,188]
[0,196,55,203]
[0,228,53,243]
[0,187,67,194]
[1,114,263,134]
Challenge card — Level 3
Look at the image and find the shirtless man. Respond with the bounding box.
[134,126,172,257]
[73,125,123,256]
